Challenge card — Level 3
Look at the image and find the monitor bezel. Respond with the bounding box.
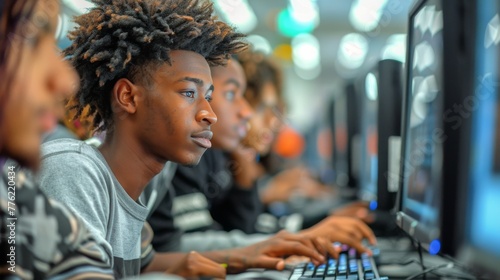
[375,59,403,211]
[356,59,403,211]
[396,0,474,256]
[332,82,361,198]
[356,66,379,203]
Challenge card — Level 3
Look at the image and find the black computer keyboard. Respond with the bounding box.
[288,246,387,280]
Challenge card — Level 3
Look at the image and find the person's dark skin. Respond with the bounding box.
[94,50,326,276]
[210,59,254,150]
[99,50,217,200]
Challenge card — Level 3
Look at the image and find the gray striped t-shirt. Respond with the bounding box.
[39,139,154,279]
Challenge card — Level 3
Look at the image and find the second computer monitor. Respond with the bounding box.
[358,59,403,211]
[333,82,360,197]
[396,0,474,256]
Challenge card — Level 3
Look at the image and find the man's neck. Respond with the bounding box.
[98,130,165,201]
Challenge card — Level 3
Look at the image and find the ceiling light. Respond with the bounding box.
[214,0,257,34]
[337,33,369,70]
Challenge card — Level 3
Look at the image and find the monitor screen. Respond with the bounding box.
[464,0,500,265]
[401,0,444,244]
[360,72,379,203]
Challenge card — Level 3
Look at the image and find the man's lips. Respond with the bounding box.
[191,130,213,149]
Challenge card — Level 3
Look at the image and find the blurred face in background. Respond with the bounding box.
[210,59,253,151]
[0,0,78,169]
[243,82,283,155]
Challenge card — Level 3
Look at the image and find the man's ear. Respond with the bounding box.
[111,78,141,115]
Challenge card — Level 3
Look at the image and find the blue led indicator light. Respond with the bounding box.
[429,239,441,255]
[369,200,378,211]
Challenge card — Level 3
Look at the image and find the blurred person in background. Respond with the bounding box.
[236,52,373,230]
[0,0,114,278]
[236,51,331,208]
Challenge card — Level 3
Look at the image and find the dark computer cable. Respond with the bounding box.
[439,253,491,280]
[400,257,480,280]
[404,262,454,280]
[417,241,427,280]
[380,257,477,280]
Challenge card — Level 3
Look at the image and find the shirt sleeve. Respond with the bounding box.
[37,151,114,268]
[0,162,114,280]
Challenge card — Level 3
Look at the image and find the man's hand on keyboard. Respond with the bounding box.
[226,230,326,273]
[164,251,226,279]
[298,216,377,256]
[278,230,342,259]
[331,201,376,224]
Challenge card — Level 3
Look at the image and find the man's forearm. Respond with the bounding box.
[142,252,186,273]
[199,248,249,273]
[143,249,248,274]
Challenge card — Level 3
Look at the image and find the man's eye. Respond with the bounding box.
[182,91,195,98]
[225,91,235,101]
[205,95,213,102]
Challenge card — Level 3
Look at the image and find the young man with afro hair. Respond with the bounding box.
[38,0,326,278]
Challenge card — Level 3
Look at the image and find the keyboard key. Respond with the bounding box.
[364,272,375,279]
[314,266,325,277]
[341,244,349,252]
[348,249,356,258]
[303,271,314,277]
[295,263,306,268]
[289,245,383,280]
[314,271,325,277]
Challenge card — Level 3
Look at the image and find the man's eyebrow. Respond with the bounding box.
[224,78,241,88]
[176,77,205,86]
[176,77,214,94]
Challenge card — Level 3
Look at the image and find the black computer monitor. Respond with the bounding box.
[457,0,500,276]
[358,70,379,205]
[333,82,360,197]
[396,0,474,256]
[358,59,403,212]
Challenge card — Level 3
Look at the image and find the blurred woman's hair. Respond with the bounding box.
[0,0,38,145]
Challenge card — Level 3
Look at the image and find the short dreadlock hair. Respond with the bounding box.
[65,0,247,132]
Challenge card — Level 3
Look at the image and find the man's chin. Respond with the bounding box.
[176,152,205,167]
